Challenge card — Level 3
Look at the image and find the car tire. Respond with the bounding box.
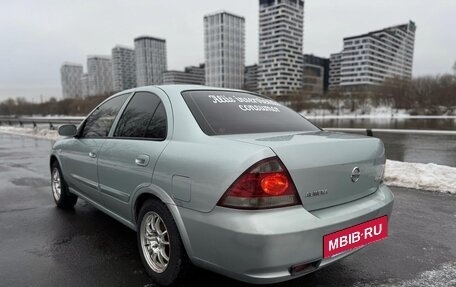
[51,161,78,209]
[137,199,190,286]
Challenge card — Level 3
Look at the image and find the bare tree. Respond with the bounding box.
[326,87,345,115]
[286,89,312,112]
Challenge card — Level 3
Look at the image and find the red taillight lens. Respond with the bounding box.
[217,157,301,209]
[260,173,289,195]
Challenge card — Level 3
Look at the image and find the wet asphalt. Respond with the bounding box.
[0,133,455,287]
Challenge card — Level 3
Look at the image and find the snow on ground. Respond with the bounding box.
[301,106,456,119]
[384,160,456,194]
[1,126,455,195]
[0,126,58,141]
[301,106,411,119]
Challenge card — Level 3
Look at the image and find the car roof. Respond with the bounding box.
[108,85,259,108]
[139,85,249,95]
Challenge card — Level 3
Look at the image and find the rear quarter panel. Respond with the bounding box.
[153,137,275,212]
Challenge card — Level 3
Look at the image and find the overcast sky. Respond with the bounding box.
[1,0,455,102]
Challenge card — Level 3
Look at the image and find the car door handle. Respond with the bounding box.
[135,155,150,167]
[89,152,97,158]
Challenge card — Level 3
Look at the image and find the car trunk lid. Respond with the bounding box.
[217,131,385,211]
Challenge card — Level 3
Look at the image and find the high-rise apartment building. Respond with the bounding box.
[334,21,416,88]
[87,55,114,96]
[204,11,245,89]
[328,52,342,89]
[244,64,258,92]
[60,62,83,98]
[258,0,305,96]
[80,73,89,98]
[163,64,205,85]
[303,54,329,92]
[134,36,167,86]
[112,45,136,91]
[302,64,324,97]
[185,64,206,81]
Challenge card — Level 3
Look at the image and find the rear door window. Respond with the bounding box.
[114,92,167,140]
[181,90,320,135]
[144,102,167,139]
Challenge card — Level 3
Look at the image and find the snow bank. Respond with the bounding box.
[384,160,456,194]
[0,126,58,141]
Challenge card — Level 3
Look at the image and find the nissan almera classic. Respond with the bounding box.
[50,85,394,286]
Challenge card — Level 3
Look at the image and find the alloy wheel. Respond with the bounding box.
[51,168,61,201]
[140,211,171,273]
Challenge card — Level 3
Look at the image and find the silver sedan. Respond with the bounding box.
[50,85,394,285]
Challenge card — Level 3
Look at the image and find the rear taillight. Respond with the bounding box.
[217,157,301,209]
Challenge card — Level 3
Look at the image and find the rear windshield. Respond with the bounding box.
[181,90,320,135]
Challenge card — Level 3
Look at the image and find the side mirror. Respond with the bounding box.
[58,124,78,137]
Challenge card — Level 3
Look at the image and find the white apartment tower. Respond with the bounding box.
[134,36,167,86]
[87,56,114,96]
[60,63,83,98]
[204,11,245,89]
[112,45,136,91]
[258,0,305,96]
[339,21,416,87]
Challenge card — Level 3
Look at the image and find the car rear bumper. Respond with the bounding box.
[178,184,394,284]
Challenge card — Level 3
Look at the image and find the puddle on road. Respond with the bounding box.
[0,165,10,172]
[6,162,37,172]
[11,177,49,187]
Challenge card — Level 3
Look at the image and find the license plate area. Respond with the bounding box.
[323,216,388,258]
